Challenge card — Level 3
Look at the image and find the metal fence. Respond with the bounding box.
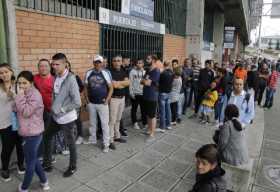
[16,0,186,36]
[154,0,187,36]
[100,24,163,63]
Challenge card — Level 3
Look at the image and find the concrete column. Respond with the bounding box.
[4,0,19,72]
[0,0,8,63]
[213,10,224,64]
[185,0,205,61]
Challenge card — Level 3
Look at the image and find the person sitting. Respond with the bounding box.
[217,104,249,166]
[198,81,218,124]
[189,144,227,192]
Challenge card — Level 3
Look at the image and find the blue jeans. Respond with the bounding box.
[264,88,276,108]
[183,87,191,114]
[215,95,225,121]
[177,93,185,119]
[159,93,171,129]
[22,134,47,190]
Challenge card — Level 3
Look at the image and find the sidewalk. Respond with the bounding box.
[249,88,280,192]
[0,104,267,192]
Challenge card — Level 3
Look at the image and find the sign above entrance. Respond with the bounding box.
[99,7,165,35]
[121,0,154,21]
[223,26,236,49]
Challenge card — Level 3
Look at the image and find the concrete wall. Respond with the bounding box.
[186,0,205,61]
[213,11,224,64]
[163,34,187,64]
[16,9,100,76]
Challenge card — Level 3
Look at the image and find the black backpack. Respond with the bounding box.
[225,89,251,113]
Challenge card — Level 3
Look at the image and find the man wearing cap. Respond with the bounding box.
[84,55,113,153]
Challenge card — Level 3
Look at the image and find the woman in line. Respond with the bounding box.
[0,63,24,182]
[218,104,249,166]
[15,71,49,191]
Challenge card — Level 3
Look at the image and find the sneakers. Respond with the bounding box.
[166,126,172,130]
[133,122,140,130]
[42,163,53,172]
[18,165,25,175]
[18,184,28,192]
[62,150,70,156]
[40,181,50,191]
[1,170,11,182]
[171,121,177,126]
[114,138,127,143]
[83,136,97,145]
[120,130,128,137]
[102,146,109,153]
[63,166,76,177]
[75,136,84,145]
[155,128,166,133]
[109,143,116,150]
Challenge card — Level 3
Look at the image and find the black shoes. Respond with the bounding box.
[63,166,77,177]
[120,130,128,137]
[42,163,53,172]
[17,164,25,175]
[1,170,11,182]
[109,143,116,150]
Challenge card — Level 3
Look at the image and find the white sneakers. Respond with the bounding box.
[133,122,141,130]
[18,182,50,192]
[40,182,50,191]
[155,128,166,133]
[75,136,84,145]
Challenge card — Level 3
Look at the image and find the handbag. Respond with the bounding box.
[11,112,19,131]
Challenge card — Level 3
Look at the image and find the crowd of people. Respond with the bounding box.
[0,52,279,191]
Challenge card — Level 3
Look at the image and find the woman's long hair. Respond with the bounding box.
[0,63,16,93]
[224,104,242,131]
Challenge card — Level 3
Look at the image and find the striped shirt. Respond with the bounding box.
[192,64,201,81]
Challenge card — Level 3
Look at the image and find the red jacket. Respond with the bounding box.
[268,71,279,90]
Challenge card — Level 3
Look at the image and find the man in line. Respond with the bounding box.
[84,55,113,153]
[158,61,173,131]
[42,53,81,177]
[142,55,161,141]
[220,78,255,128]
[129,58,146,130]
[34,59,54,159]
[109,55,130,148]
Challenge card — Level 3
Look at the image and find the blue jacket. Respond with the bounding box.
[220,90,255,127]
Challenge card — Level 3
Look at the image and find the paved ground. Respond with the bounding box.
[249,88,280,192]
[1,90,280,192]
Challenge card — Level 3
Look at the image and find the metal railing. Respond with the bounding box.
[154,0,187,36]
[16,0,187,36]
[100,24,163,63]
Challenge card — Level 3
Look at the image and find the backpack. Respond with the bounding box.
[225,89,251,113]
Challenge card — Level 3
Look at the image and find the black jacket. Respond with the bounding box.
[198,68,214,92]
[189,166,227,192]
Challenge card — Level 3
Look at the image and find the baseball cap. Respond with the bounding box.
[93,55,104,63]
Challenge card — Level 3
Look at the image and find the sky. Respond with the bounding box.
[250,0,280,44]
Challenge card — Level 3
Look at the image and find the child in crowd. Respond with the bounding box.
[15,71,49,191]
[199,81,218,124]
